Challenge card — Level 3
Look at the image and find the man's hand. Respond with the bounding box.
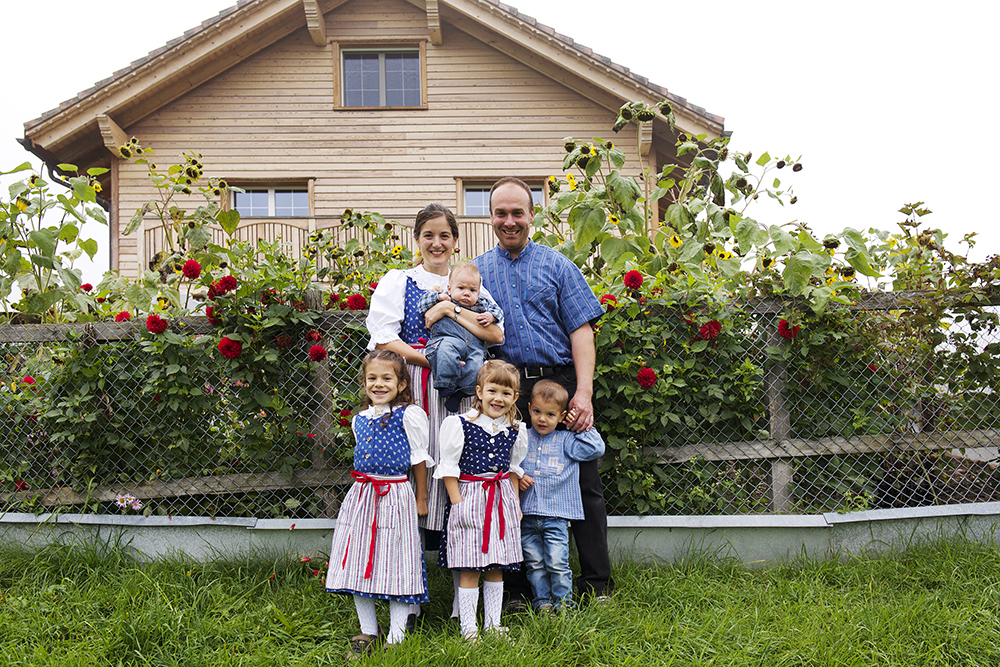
[518,474,535,491]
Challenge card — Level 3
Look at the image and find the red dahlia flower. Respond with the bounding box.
[305,329,322,342]
[867,364,878,373]
[623,270,643,290]
[114,311,131,322]
[212,275,238,295]
[182,259,201,279]
[22,376,35,385]
[275,334,292,348]
[80,283,93,292]
[600,294,617,311]
[636,367,657,389]
[699,320,722,340]
[309,344,328,362]
[146,314,168,334]
[778,319,800,339]
[218,336,242,359]
[346,294,367,310]
[326,293,341,309]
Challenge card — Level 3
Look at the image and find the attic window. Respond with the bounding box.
[342,49,421,107]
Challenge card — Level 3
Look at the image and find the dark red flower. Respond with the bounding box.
[275,334,292,348]
[326,293,340,309]
[80,283,93,292]
[14,480,28,492]
[292,299,307,312]
[346,294,368,310]
[682,313,695,324]
[867,364,878,373]
[212,275,238,295]
[305,329,322,342]
[146,314,168,334]
[339,418,351,427]
[22,376,35,385]
[340,408,353,417]
[699,320,722,341]
[261,288,279,305]
[114,311,131,322]
[614,341,625,351]
[96,297,106,303]
[309,344,328,362]
[182,259,201,279]
[206,306,220,326]
[636,367,657,389]
[369,282,379,292]
[778,319,800,340]
[207,285,219,300]
[600,294,617,311]
[623,270,643,290]
[218,336,242,359]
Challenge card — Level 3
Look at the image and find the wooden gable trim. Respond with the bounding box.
[24,0,316,162]
[638,122,653,157]
[436,0,723,139]
[97,115,128,159]
[302,0,328,46]
[427,0,443,45]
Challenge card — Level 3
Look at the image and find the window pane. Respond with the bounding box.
[464,188,490,216]
[343,53,381,107]
[234,190,269,217]
[385,52,421,106]
[531,189,544,207]
[275,190,309,217]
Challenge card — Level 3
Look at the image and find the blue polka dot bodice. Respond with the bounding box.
[400,277,431,345]
[352,406,411,475]
[457,417,515,475]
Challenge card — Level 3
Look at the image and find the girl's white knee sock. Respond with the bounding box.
[458,586,480,640]
[354,595,378,636]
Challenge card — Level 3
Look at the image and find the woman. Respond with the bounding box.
[366,203,504,535]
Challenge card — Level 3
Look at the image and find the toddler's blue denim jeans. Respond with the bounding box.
[520,514,573,609]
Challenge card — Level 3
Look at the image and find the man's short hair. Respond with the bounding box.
[530,380,569,411]
[489,177,534,213]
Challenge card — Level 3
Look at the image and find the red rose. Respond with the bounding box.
[22,375,35,385]
[14,480,28,492]
[600,294,617,311]
[309,344,328,362]
[867,364,878,373]
[218,336,242,359]
[305,329,322,343]
[275,334,292,348]
[114,311,131,322]
[146,314,168,334]
[346,294,367,310]
[80,283,93,292]
[699,320,722,341]
[182,259,201,279]
[778,319,800,340]
[206,306,220,326]
[623,270,643,290]
[636,367,657,389]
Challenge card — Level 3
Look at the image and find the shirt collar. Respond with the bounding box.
[497,239,534,261]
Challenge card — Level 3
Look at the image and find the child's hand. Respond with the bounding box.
[437,292,452,303]
[518,474,534,491]
[476,312,495,326]
[416,497,428,517]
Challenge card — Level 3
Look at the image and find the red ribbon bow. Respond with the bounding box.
[460,471,510,553]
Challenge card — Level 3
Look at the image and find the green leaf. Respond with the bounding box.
[693,156,715,170]
[28,228,57,256]
[783,250,820,295]
[254,390,273,407]
[769,226,795,255]
[797,230,822,252]
[56,163,78,173]
[217,209,241,236]
[600,236,626,269]
[58,224,80,243]
[845,248,881,277]
[755,152,771,166]
[567,201,606,250]
[1,162,32,176]
[86,167,110,177]
[124,204,150,236]
[79,238,99,260]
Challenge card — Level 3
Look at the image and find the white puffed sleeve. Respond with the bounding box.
[402,406,433,467]
[365,269,408,349]
[508,422,529,477]
[433,414,466,479]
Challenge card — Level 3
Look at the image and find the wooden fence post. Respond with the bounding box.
[766,321,793,513]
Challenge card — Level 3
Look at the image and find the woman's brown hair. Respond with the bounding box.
[413,203,459,239]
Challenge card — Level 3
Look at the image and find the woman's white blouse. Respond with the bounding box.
[365,265,504,350]
[353,404,434,468]
[434,410,527,479]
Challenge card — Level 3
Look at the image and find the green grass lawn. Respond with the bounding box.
[1,536,999,666]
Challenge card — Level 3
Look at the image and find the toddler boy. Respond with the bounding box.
[518,380,605,610]
[417,262,504,412]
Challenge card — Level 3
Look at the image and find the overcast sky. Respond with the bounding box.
[4,0,998,284]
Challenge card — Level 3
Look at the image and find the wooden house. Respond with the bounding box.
[19,0,725,276]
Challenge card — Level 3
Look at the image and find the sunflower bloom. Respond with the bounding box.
[669,235,682,248]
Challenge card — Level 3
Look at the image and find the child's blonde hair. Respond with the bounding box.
[471,360,521,427]
[358,350,412,427]
[449,262,481,287]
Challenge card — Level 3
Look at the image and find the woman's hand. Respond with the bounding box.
[424,300,454,328]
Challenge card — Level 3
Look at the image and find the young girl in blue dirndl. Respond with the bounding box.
[435,360,527,641]
[326,350,433,659]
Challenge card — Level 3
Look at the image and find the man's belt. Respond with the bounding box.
[519,365,573,380]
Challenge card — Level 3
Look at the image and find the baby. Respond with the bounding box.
[417,262,504,412]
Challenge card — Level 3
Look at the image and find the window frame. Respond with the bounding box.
[231,184,313,218]
[459,181,546,216]
[333,39,428,110]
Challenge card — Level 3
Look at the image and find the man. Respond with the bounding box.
[475,177,612,602]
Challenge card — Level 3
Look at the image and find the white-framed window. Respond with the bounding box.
[233,188,309,217]
[463,186,544,216]
[342,49,421,107]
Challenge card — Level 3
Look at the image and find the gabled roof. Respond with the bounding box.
[21,0,725,169]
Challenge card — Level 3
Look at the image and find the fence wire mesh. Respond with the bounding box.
[2,298,999,518]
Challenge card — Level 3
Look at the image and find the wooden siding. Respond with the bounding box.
[115,0,640,276]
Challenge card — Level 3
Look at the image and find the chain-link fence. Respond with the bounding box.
[2,294,999,518]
